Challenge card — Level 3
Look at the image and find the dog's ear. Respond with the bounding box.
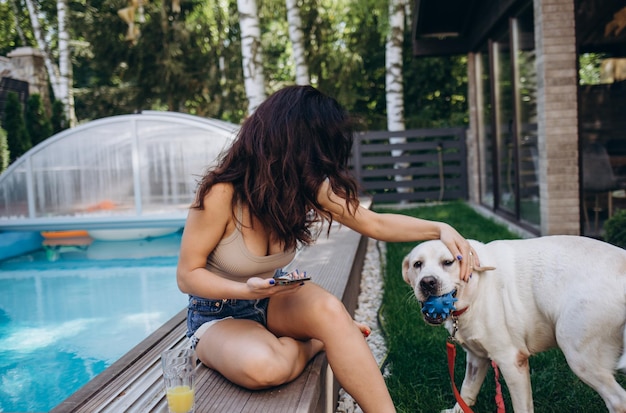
[402,254,411,284]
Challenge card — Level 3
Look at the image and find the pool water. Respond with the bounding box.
[0,233,189,412]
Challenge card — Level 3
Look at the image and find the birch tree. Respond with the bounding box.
[237,0,266,114]
[286,0,309,85]
[385,0,409,192]
[23,0,60,97]
[386,0,405,133]
[23,0,76,126]
[57,0,75,126]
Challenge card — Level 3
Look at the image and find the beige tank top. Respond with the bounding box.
[205,205,296,282]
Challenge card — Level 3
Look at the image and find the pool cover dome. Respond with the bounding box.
[0,111,239,231]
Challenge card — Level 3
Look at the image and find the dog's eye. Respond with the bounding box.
[413,261,422,269]
[442,260,455,267]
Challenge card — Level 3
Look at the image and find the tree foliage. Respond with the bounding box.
[404,53,469,128]
[25,93,52,146]
[579,52,606,85]
[51,99,68,134]
[0,0,35,55]
[3,92,31,162]
[71,0,248,122]
[2,0,468,128]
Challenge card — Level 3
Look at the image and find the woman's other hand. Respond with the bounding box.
[438,223,479,282]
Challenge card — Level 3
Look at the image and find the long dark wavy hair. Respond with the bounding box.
[193,85,360,251]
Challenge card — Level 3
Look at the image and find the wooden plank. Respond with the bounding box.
[357,140,465,154]
[360,165,465,178]
[355,127,467,140]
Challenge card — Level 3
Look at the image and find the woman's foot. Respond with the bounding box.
[354,320,371,338]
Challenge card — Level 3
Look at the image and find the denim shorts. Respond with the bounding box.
[186,295,270,348]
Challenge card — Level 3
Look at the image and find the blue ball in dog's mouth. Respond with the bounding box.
[421,290,458,323]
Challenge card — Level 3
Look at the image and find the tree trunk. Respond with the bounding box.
[57,0,76,126]
[237,0,266,114]
[23,0,61,99]
[385,0,410,194]
[23,0,76,126]
[286,0,309,85]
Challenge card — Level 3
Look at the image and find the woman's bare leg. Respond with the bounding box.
[267,283,395,413]
[194,318,323,389]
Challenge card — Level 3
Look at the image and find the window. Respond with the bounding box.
[475,4,540,232]
[513,6,539,227]
[493,31,515,216]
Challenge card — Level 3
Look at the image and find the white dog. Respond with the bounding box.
[402,235,626,413]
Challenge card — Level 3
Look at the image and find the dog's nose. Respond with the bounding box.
[419,276,438,295]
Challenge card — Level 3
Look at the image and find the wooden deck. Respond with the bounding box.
[51,217,369,413]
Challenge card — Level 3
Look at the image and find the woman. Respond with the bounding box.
[176,85,476,413]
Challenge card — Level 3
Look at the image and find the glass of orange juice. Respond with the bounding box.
[161,348,196,413]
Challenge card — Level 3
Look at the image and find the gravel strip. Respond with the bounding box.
[336,238,388,413]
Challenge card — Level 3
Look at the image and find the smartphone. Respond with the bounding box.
[273,269,311,285]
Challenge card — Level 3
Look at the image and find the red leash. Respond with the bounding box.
[446,341,475,413]
[491,360,506,412]
[446,340,506,413]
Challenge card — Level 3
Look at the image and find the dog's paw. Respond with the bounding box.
[440,404,464,413]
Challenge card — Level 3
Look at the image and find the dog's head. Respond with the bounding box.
[402,240,466,325]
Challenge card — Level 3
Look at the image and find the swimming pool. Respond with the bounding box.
[0,233,189,412]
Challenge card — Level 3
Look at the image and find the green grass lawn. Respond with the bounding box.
[377,200,624,412]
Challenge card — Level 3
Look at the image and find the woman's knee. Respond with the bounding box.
[309,293,352,326]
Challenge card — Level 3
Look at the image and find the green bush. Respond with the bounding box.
[604,209,626,249]
[51,100,68,134]
[0,127,9,172]
[3,92,30,162]
[25,94,52,146]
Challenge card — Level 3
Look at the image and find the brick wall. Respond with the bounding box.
[534,0,580,235]
[466,53,481,205]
